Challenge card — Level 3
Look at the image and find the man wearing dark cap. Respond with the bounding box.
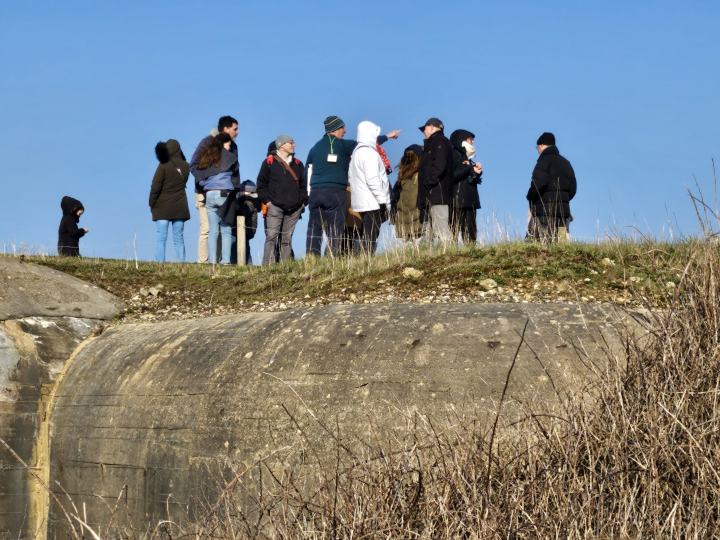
[526,132,577,242]
[305,116,400,257]
[417,117,455,243]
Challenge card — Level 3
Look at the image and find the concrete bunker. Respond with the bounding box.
[45,302,632,537]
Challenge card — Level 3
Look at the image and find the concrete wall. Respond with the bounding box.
[0,259,121,540]
[45,302,631,537]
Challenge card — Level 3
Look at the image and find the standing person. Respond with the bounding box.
[193,133,239,264]
[526,132,577,243]
[149,139,191,262]
[257,135,307,265]
[417,118,454,244]
[305,116,399,257]
[237,180,260,265]
[449,129,483,244]
[190,116,240,262]
[57,196,88,257]
[348,121,391,255]
[392,144,423,242]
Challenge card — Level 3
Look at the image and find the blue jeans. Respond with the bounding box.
[154,220,185,262]
[206,191,234,264]
[306,187,347,257]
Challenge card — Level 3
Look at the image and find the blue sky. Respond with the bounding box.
[1,1,718,261]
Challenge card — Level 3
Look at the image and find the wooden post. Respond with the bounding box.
[236,215,246,265]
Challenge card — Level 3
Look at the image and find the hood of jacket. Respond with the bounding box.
[61,195,84,216]
[155,139,185,164]
[450,129,475,153]
[356,120,381,147]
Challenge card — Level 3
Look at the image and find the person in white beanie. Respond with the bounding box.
[348,120,391,255]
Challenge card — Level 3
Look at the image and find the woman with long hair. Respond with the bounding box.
[392,145,423,242]
[193,133,238,264]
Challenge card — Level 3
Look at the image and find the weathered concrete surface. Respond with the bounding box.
[46,303,636,537]
[0,258,122,540]
[0,257,122,321]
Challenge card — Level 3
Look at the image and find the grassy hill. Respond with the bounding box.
[12,238,720,537]
[24,240,690,322]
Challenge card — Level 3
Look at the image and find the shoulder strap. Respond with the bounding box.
[275,155,299,184]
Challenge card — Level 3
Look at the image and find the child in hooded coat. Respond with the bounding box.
[58,196,88,256]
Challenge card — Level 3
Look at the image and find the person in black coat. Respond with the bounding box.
[150,139,191,262]
[526,132,577,242]
[57,196,88,256]
[257,134,307,264]
[449,129,483,244]
[417,118,455,243]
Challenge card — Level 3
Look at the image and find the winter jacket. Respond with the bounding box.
[306,134,388,191]
[393,172,422,240]
[149,139,191,221]
[256,153,308,212]
[348,121,391,213]
[418,130,454,208]
[526,146,576,220]
[57,196,85,256]
[449,130,482,210]
[189,134,240,191]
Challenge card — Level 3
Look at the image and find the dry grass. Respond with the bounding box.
[122,237,718,539]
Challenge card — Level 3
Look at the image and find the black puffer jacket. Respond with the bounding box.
[58,196,85,256]
[256,153,308,212]
[526,146,577,220]
[418,130,454,208]
[450,129,482,209]
[149,140,191,221]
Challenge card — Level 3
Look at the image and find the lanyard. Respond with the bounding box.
[328,135,335,155]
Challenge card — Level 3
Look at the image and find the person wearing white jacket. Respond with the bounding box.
[348,121,391,254]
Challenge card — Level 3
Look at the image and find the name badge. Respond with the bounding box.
[327,154,338,163]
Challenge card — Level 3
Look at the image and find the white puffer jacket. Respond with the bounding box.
[348,120,390,212]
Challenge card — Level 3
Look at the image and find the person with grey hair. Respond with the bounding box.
[257,134,307,264]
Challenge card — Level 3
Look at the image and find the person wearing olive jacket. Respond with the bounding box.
[257,134,307,265]
[149,139,191,262]
[526,132,577,243]
[449,129,483,244]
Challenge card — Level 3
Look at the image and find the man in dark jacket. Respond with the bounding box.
[189,115,240,263]
[257,134,307,264]
[418,118,454,243]
[305,115,399,257]
[526,132,577,243]
[57,196,88,256]
[449,129,483,244]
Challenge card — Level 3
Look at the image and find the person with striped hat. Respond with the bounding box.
[305,115,400,257]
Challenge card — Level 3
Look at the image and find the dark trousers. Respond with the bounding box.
[451,207,477,244]
[526,215,570,243]
[306,187,347,257]
[360,209,383,255]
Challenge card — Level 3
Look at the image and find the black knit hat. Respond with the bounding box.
[324,115,345,133]
[536,132,556,146]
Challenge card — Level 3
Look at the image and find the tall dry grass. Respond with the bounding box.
[159,249,719,537]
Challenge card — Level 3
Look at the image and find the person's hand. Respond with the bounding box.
[223,141,231,150]
[473,163,483,175]
[83,228,90,233]
[386,129,401,140]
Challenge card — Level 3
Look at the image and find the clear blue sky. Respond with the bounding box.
[1,1,718,261]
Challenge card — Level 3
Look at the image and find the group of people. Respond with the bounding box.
[57,114,577,260]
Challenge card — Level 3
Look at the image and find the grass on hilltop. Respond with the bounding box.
[19,239,694,321]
